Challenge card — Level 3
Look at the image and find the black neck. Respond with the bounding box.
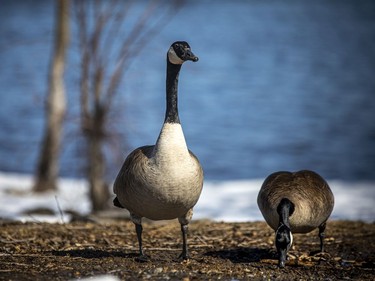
[164,59,182,124]
[277,198,295,228]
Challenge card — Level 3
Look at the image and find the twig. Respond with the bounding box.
[64,225,92,230]
[195,235,208,245]
[146,247,179,252]
[0,262,31,267]
[27,214,43,224]
[0,253,43,257]
[55,195,65,224]
[0,237,36,244]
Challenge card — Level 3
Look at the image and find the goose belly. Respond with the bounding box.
[120,163,203,220]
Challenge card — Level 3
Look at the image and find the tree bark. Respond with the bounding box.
[34,0,69,192]
[86,103,110,212]
[87,128,110,211]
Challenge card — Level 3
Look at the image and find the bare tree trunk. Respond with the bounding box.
[74,0,183,212]
[85,104,110,211]
[87,127,110,211]
[34,0,69,192]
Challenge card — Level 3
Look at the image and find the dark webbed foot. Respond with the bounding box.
[135,254,149,263]
[177,250,190,261]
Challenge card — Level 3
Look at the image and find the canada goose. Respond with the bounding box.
[113,41,203,261]
[257,170,334,268]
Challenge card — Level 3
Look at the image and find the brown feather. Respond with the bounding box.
[257,170,334,233]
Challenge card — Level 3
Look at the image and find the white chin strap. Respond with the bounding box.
[168,47,184,65]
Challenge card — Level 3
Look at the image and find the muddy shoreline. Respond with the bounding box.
[0,219,374,280]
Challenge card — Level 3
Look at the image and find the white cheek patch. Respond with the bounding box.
[289,232,293,249]
[168,47,184,65]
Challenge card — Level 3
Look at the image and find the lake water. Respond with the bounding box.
[0,0,375,183]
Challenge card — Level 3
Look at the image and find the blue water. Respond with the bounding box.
[0,0,375,181]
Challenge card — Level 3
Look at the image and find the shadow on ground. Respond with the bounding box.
[205,247,274,263]
[51,249,137,259]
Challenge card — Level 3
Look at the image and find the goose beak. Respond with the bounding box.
[278,248,287,268]
[191,55,199,62]
[185,50,199,62]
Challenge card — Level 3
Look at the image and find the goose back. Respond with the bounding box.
[257,170,334,233]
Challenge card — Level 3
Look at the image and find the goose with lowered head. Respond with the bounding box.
[257,170,334,267]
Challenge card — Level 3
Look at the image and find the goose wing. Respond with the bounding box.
[113,145,154,199]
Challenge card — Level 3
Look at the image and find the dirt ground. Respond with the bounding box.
[0,218,374,280]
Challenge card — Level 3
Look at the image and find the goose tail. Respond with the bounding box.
[113,197,124,209]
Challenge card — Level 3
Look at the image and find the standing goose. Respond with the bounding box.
[113,41,203,261]
[257,170,334,268]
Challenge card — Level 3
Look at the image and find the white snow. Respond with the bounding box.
[0,172,90,223]
[70,275,120,281]
[0,172,374,223]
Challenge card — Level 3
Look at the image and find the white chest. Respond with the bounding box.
[153,123,188,159]
[152,123,195,175]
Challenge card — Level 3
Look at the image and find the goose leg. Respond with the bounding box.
[318,222,326,252]
[179,224,189,260]
[131,214,148,262]
[178,209,193,260]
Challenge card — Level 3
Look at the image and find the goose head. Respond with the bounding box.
[275,223,293,268]
[275,198,295,268]
[168,41,199,65]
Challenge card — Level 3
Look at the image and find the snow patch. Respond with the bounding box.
[0,172,374,223]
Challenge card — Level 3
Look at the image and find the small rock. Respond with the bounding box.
[154,267,163,274]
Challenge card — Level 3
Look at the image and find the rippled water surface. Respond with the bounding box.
[0,0,374,181]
